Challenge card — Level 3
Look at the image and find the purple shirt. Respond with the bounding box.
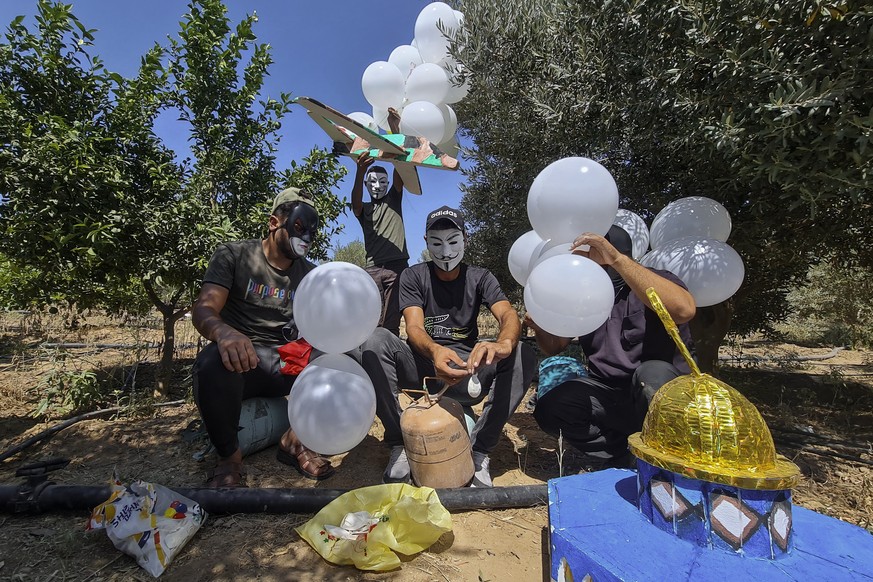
[578,269,694,390]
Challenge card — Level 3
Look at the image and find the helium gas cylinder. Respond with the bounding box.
[400,377,475,488]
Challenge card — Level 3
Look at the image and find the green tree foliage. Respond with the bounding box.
[454,1,872,334]
[331,239,367,267]
[786,259,873,347]
[0,1,347,393]
[0,1,170,315]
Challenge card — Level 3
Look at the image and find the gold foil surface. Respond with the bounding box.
[627,289,801,490]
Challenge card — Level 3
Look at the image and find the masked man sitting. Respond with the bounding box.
[352,206,537,487]
[192,188,335,487]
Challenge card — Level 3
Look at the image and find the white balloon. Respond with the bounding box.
[613,209,650,260]
[294,262,381,353]
[640,237,744,307]
[415,2,459,63]
[438,104,457,139]
[649,196,732,250]
[453,10,465,29]
[372,106,403,133]
[530,239,573,270]
[405,63,450,105]
[507,230,544,286]
[361,61,405,110]
[388,44,423,79]
[372,106,390,132]
[527,157,619,244]
[287,353,376,455]
[437,55,460,73]
[400,101,446,144]
[347,111,378,134]
[445,73,470,104]
[524,254,614,338]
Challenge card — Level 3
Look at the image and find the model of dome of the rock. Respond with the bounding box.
[628,371,800,489]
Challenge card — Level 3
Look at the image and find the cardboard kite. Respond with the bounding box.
[293,96,460,195]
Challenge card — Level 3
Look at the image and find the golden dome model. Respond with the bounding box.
[627,372,801,489]
[628,289,801,490]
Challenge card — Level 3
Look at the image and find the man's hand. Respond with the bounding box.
[467,339,512,374]
[215,327,259,373]
[431,346,469,386]
[570,232,622,267]
[523,313,541,333]
[356,151,375,173]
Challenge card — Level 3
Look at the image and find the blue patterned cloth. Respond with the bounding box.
[537,356,588,399]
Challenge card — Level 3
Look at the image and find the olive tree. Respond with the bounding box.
[454,1,872,367]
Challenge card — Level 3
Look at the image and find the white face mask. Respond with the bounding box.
[426,227,465,271]
[365,170,389,200]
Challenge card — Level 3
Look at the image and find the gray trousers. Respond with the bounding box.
[365,260,407,336]
[350,328,537,454]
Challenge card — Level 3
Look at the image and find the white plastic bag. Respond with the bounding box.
[88,476,206,577]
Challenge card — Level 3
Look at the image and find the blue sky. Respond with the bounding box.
[0,0,468,262]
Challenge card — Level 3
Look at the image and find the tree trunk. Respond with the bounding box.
[688,301,734,376]
[144,279,190,399]
[156,309,175,397]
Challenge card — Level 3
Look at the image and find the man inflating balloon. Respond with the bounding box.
[525,225,697,468]
[353,206,537,487]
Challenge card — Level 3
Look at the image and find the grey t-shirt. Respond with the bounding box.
[356,187,409,267]
[399,262,508,348]
[202,239,316,345]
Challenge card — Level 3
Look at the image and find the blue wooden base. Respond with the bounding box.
[637,459,794,559]
[548,470,873,582]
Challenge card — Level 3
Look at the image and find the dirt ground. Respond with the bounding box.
[0,311,871,581]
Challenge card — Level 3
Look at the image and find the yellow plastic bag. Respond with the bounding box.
[296,483,452,571]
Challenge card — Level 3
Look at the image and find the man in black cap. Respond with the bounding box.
[353,205,537,487]
[192,187,335,487]
[525,225,697,467]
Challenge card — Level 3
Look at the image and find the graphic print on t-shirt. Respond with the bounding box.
[246,277,292,306]
[425,313,471,341]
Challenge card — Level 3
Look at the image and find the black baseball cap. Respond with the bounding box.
[425,205,465,232]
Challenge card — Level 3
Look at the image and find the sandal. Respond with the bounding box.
[205,461,247,488]
[277,444,335,481]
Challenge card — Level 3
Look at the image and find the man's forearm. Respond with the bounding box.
[495,312,520,351]
[192,306,233,343]
[407,326,439,361]
[613,255,696,323]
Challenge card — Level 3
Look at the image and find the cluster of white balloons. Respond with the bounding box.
[356,2,468,156]
[509,157,620,338]
[287,262,381,455]
[640,197,744,307]
[508,160,747,336]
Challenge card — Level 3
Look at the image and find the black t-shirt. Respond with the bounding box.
[355,187,409,266]
[578,268,694,389]
[202,239,316,345]
[399,262,508,348]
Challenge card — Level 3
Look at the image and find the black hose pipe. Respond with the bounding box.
[0,483,548,515]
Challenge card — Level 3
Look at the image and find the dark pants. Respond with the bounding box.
[350,328,537,454]
[533,360,681,459]
[365,260,408,336]
[193,342,294,458]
